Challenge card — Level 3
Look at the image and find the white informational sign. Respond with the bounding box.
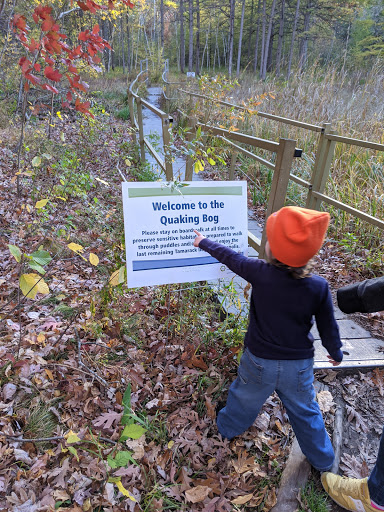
[122,181,248,288]
[186,71,196,78]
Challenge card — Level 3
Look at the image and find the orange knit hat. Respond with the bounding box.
[266,206,330,267]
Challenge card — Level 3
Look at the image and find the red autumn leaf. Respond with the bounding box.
[67,64,78,73]
[34,63,41,72]
[19,56,31,74]
[25,73,41,85]
[41,17,55,32]
[42,83,59,94]
[44,66,62,82]
[66,91,73,102]
[44,56,55,66]
[75,97,92,114]
[77,1,90,11]
[28,39,40,52]
[92,24,100,34]
[78,31,89,42]
[13,14,27,31]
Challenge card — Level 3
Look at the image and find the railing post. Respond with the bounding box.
[259,138,297,259]
[136,97,146,162]
[127,90,137,144]
[162,114,173,180]
[306,123,336,210]
[185,117,197,181]
[165,82,171,113]
[189,93,194,112]
[229,151,237,180]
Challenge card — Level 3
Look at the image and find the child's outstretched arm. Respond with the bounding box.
[193,230,263,283]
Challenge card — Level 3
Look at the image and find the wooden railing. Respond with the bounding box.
[176,86,384,234]
[129,68,384,259]
[128,61,174,180]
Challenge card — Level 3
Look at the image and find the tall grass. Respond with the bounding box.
[193,62,384,273]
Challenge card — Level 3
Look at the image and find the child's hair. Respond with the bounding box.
[267,254,313,279]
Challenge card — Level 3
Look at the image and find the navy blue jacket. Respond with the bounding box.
[199,238,343,362]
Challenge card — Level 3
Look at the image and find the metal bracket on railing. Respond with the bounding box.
[294,148,303,158]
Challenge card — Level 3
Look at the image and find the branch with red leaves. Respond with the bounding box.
[13,2,133,117]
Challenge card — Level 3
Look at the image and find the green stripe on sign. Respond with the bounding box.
[128,186,243,198]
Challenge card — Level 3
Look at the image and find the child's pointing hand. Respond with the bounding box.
[193,229,206,247]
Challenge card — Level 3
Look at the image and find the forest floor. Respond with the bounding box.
[0,80,384,512]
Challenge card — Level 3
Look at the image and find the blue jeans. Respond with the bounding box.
[217,349,334,471]
[368,426,384,505]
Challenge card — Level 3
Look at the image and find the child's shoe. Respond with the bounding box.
[321,472,380,512]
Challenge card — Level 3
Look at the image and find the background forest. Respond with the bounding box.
[0,0,384,88]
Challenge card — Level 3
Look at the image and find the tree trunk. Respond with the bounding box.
[180,0,185,72]
[260,0,276,79]
[287,0,300,79]
[160,0,164,49]
[253,0,261,72]
[247,0,254,63]
[228,0,235,77]
[299,0,311,71]
[236,0,246,77]
[188,0,193,71]
[259,0,266,78]
[276,0,285,76]
[195,0,200,74]
[120,16,125,73]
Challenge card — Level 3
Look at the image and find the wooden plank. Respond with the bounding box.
[257,111,323,133]
[314,337,384,369]
[270,438,311,512]
[311,191,384,230]
[143,137,165,170]
[248,231,261,252]
[289,173,311,188]
[326,134,384,153]
[220,136,275,170]
[140,97,165,117]
[198,122,280,152]
[312,319,371,340]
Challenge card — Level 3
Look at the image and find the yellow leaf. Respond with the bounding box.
[20,273,49,299]
[56,196,66,201]
[60,132,65,142]
[68,242,84,253]
[45,368,54,380]
[167,440,174,449]
[89,253,99,266]
[125,159,131,167]
[35,199,49,209]
[109,266,125,287]
[56,111,63,120]
[64,430,81,444]
[193,160,204,173]
[37,332,46,343]
[116,480,136,502]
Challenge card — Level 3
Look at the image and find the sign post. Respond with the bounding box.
[122,181,248,288]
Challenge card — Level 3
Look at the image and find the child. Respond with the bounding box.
[193,206,343,472]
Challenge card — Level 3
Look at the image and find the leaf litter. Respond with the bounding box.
[1,86,384,512]
[0,111,288,511]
